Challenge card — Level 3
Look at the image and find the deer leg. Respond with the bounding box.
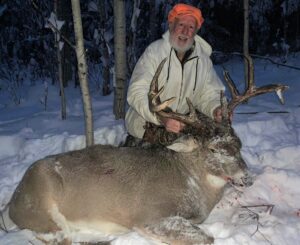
[136,216,214,245]
[36,235,72,245]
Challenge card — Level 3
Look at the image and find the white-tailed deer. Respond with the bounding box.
[1,58,287,245]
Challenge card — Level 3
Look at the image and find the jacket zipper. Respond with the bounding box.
[176,56,199,111]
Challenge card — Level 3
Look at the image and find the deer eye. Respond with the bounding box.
[209,148,217,153]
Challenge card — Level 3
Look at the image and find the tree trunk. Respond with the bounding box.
[283,0,288,45]
[297,6,300,50]
[98,0,111,96]
[54,0,67,120]
[56,0,72,87]
[127,0,140,74]
[57,42,67,119]
[113,0,127,119]
[71,0,94,147]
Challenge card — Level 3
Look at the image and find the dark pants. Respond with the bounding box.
[121,134,143,147]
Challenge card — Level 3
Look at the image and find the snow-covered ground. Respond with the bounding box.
[0,53,299,244]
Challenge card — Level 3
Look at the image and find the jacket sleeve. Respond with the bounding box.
[126,46,161,125]
[195,60,225,118]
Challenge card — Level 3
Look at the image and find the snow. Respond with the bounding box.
[0,53,300,244]
[46,12,65,32]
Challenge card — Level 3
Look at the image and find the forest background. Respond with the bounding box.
[1,0,299,109]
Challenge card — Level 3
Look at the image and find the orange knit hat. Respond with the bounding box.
[168,3,204,29]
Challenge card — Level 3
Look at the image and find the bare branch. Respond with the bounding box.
[239,204,274,245]
[251,53,300,71]
[240,204,274,215]
[30,0,76,50]
[214,51,300,71]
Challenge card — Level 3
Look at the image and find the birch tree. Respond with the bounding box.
[113,0,127,119]
[71,0,94,146]
[128,0,140,74]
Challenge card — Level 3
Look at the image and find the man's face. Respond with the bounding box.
[169,15,197,53]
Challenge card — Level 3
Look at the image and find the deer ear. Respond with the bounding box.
[167,136,199,152]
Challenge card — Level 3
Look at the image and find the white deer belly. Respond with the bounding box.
[50,204,129,236]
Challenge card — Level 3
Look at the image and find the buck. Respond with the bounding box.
[0,58,287,245]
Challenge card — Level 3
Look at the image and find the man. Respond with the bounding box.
[125,3,225,141]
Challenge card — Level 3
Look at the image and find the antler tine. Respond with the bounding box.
[186,98,197,120]
[223,69,240,97]
[156,98,198,125]
[220,90,229,121]
[149,58,176,113]
[149,58,167,94]
[244,54,255,92]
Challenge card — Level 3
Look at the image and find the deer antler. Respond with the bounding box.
[223,55,289,113]
[148,58,176,113]
[148,59,198,125]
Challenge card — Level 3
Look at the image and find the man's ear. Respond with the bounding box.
[167,135,199,152]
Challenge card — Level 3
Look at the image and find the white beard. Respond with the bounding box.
[169,35,194,53]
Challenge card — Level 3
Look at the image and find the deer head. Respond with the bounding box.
[145,56,288,187]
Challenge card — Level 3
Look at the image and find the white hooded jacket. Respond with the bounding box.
[125,31,225,138]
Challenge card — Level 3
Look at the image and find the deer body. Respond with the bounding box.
[7,131,248,244]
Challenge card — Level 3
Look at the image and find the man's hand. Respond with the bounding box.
[160,118,185,133]
[213,106,233,123]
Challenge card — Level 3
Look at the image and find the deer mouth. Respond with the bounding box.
[225,173,253,187]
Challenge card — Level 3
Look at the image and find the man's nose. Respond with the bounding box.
[182,26,189,35]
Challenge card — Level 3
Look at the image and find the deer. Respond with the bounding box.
[0,57,287,245]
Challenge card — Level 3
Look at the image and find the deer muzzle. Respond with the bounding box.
[228,170,253,187]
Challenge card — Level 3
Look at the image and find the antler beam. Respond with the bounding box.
[148,59,198,125]
[223,55,289,113]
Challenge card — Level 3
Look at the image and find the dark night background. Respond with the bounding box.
[0,0,299,92]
